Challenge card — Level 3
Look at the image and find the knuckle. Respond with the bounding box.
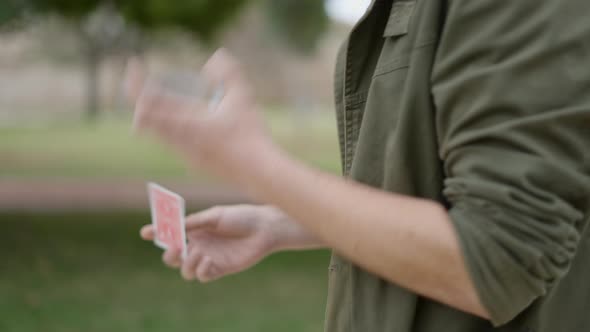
[181,271,193,281]
[181,265,192,278]
[213,205,225,217]
[203,206,223,223]
[197,271,210,283]
[208,206,222,216]
[162,251,180,268]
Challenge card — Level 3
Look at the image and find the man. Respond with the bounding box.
[126,0,590,330]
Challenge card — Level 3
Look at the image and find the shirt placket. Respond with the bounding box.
[342,0,383,176]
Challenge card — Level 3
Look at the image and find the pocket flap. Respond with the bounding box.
[383,1,416,37]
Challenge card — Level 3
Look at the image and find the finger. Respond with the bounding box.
[162,248,182,269]
[124,57,146,102]
[140,224,154,240]
[196,255,213,283]
[206,264,223,282]
[133,85,204,144]
[133,83,181,132]
[185,207,224,231]
[202,48,248,91]
[181,246,204,281]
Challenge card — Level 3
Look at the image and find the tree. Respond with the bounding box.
[264,0,329,55]
[1,0,248,121]
[0,1,23,25]
[264,0,329,117]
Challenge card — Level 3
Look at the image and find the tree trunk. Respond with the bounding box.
[85,48,101,122]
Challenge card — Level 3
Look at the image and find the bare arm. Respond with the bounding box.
[126,50,485,319]
[237,143,488,319]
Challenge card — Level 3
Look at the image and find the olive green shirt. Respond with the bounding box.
[325,0,590,331]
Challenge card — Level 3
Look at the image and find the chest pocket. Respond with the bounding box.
[374,1,416,77]
[348,1,418,180]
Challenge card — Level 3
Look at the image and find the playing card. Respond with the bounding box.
[151,72,224,111]
[148,182,187,259]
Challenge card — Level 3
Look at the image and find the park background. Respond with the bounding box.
[0,1,370,331]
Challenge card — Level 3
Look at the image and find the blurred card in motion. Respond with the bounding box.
[148,182,187,258]
[151,72,224,111]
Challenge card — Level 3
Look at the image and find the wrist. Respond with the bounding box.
[231,137,292,199]
[259,205,293,253]
[261,205,325,252]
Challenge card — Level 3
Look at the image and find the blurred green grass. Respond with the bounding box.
[0,110,340,180]
[0,212,330,332]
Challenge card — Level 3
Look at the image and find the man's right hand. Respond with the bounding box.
[140,205,323,282]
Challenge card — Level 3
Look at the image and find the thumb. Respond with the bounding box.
[185,207,224,231]
[140,224,155,240]
[124,57,147,102]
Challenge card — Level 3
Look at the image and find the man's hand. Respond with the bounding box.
[140,205,323,282]
[125,49,276,187]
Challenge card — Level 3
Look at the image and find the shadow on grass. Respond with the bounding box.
[0,212,330,332]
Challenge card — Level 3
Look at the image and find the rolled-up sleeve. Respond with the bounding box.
[432,0,590,326]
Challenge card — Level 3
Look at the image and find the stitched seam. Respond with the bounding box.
[374,64,410,78]
[373,39,437,77]
[343,41,354,176]
[345,92,368,108]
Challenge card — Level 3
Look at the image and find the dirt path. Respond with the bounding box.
[0,178,250,212]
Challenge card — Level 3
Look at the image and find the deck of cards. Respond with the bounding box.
[148,183,188,258]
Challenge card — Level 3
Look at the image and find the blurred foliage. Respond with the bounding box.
[117,0,248,42]
[0,0,248,41]
[265,0,329,54]
[0,1,23,25]
[0,0,250,120]
[0,0,331,119]
[1,0,329,49]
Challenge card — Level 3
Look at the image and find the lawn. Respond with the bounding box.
[0,110,341,180]
[0,110,337,331]
[0,212,331,332]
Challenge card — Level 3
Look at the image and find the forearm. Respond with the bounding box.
[240,144,489,319]
[262,205,327,252]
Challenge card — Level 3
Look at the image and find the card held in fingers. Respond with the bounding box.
[148,182,187,259]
